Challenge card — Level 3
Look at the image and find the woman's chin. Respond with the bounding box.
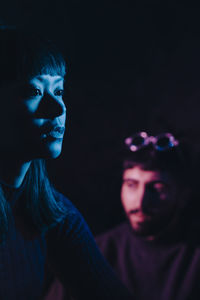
[46,149,62,159]
[35,139,63,159]
[46,141,63,159]
[19,138,64,160]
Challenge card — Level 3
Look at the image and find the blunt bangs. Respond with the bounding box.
[21,41,66,80]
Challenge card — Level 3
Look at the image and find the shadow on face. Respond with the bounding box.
[121,166,180,237]
[0,74,66,161]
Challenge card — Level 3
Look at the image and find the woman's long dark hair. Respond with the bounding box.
[0,27,68,241]
[0,160,68,241]
[24,160,67,231]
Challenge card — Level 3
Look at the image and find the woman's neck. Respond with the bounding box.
[0,159,31,188]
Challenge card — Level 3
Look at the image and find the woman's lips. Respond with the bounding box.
[41,126,65,139]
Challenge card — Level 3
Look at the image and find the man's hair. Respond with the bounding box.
[121,141,189,185]
[0,27,67,242]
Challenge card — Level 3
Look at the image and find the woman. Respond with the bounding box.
[0,27,132,299]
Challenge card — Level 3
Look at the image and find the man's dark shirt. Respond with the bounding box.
[96,221,200,300]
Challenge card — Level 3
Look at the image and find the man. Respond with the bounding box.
[96,131,200,300]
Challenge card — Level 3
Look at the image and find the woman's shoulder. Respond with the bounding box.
[53,189,76,211]
[50,189,91,238]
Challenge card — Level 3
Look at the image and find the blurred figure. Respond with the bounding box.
[96,131,200,300]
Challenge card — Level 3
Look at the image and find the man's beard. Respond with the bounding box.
[125,211,176,239]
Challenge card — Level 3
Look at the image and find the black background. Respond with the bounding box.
[1,2,200,234]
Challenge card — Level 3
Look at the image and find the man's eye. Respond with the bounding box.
[153,183,168,196]
[154,183,165,191]
[54,89,64,96]
[124,180,137,189]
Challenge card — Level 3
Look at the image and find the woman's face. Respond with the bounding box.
[0,74,66,160]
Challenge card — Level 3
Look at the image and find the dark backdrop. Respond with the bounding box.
[1,2,200,234]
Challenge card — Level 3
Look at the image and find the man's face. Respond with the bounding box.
[121,166,179,237]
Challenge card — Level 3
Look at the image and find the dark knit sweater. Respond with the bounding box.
[0,187,132,300]
[96,221,200,300]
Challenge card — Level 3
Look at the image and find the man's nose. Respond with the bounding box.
[37,93,66,118]
[141,188,159,215]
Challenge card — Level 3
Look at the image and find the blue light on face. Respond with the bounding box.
[26,74,66,159]
[9,74,66,160]
[0,74,67,160]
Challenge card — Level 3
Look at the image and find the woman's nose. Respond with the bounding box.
[37,93,66,118]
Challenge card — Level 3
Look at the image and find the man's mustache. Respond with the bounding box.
[129,208,157,217]
[129,209,140,214]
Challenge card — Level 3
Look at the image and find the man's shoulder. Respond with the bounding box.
[95,222,132,263]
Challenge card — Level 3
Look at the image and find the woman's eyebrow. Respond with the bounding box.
[32,76,64,83]
[54,77,64,84]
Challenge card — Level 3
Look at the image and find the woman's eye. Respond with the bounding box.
[22,86,42,98]
[26,87,42,97]
[32,88,42,96]
[54,89,64,96]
